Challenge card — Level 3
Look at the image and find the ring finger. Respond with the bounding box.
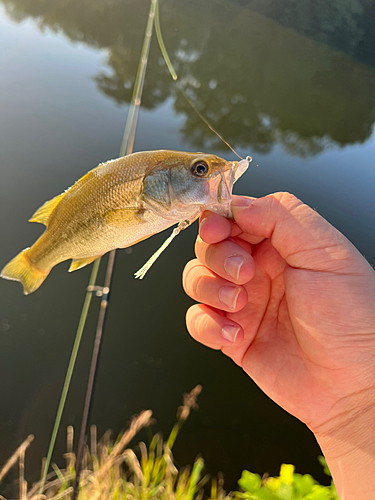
[183,259,248,312]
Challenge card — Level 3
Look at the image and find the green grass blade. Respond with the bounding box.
[38,258,101,495]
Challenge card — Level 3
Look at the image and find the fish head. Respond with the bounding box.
[142,151,250,220]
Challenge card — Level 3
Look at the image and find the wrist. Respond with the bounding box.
[313,391,375,499]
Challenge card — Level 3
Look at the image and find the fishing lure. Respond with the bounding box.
[1,150,250,294]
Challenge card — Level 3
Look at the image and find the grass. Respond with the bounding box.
[0,386,338,500]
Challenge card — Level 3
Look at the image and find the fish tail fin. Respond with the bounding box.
[0,248,49,295]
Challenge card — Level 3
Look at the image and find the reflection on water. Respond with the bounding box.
[2,0,375,157]
[0,0,375,496]
[236,0,375,68]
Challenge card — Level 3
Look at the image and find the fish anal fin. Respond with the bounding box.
[69,256,100,272]
[29,192,66,226]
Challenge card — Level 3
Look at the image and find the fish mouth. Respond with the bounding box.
[235,157,251,181]
[224,157,251,182]
[222,157,251,197]
[221,163,236,201]
[210,157,251,217]
[203,156,251,218]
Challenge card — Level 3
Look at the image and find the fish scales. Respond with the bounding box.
[1,150,249,294]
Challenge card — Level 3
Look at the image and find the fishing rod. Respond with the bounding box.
[71,1,158,498]
[39,0,248,496]
[38,0,158,497]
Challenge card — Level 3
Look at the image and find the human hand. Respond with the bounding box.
[183,193,375,435]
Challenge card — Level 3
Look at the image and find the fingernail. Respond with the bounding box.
[224,255,245,280]
[222,325,240,343]
[219,286,241,310]
[231,196,253,207]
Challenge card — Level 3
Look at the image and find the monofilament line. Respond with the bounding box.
[132,0,249,280]
[154,0,243,161]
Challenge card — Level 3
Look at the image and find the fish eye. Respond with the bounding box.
[191,161,209,177]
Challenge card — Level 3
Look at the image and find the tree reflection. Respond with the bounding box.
[235,0,375,69]
[2,0,375,156]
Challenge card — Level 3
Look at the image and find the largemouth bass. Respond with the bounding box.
[1,150,249,294]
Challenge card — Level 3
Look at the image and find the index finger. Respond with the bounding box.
[199,203,265,246]
[199,211,233,244]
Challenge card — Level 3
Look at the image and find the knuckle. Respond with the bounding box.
[266,193,305,222]
[202,241,217,268]
[182,260,197,294]
[274,192,302,208]
[186,305,205,338]
[183,261,210,300]
[192,273,206,300]
[194,310,210,338]
[194,235,203,257]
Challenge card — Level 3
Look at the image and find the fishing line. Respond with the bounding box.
[154,0,244,161]
[40,1,247,496]
[132,0,251,280]
[176,88,244,161]
[75,5,251,489]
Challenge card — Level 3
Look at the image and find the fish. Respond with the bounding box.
[1,150,249,295]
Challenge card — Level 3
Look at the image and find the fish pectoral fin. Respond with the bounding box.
[69,256,101,272]
[105,207,147,224]
[29,192,66,226]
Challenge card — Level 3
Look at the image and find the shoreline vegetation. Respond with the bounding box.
[0,387,338,500]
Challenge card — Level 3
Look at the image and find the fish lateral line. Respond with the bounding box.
[1,150,250,294]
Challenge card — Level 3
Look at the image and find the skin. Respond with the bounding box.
[182,192,375,499]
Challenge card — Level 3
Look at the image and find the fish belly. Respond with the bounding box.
[26,206,191,271]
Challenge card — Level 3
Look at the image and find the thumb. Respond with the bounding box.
[231,193,362,272]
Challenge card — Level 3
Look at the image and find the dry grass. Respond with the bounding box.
[0,386,337,500]
[0,386,230,500]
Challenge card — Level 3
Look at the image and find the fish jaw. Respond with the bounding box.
[201,166,233,217]
[234,157,251,182]
[202,157,250,218]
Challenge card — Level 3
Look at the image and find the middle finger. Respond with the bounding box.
[195,237,255,284]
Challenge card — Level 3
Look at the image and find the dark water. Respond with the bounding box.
[0,0,375,495]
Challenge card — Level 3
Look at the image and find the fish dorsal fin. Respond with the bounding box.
[29,192,66,226]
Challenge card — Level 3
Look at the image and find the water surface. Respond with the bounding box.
[0,0,375,495]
